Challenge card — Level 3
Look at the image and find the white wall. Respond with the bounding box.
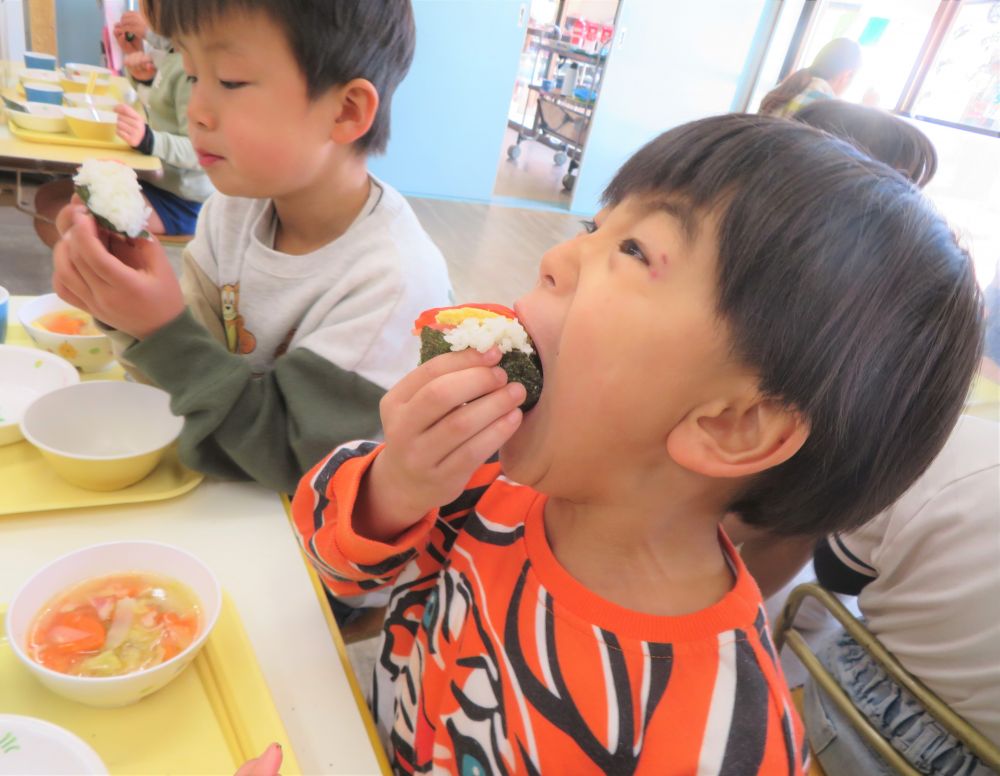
[0,0,26,70]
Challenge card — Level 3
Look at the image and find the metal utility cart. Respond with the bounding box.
[506,28,609,192]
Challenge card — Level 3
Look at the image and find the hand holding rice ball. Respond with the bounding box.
[414,304,543,409]
[73,159,151,239]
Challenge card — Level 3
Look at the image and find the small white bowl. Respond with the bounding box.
[6,541,222,708]
[20,381,183,491]
[0,715,107,774]
[0,345,80,446]
[63,63,113,78]
[63,92,118,110]
[17,293,114,373]
[19,67,61,85]
[8,102,67,133]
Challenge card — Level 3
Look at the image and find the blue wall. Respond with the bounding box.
[369,0,525,201]
[569,0,774,214]
[56,0,104,66]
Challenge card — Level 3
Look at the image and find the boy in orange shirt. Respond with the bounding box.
[290,115,983,774]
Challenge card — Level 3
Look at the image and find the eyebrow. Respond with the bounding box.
[639,197,700,244]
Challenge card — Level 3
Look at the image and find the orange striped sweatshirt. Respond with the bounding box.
[291,443,807,775]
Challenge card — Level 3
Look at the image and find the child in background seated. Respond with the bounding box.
[288,115,982,773]
[791,100,937,188]
[806,416,1000,775]
[50,0,452,494]
[34,1,212,245]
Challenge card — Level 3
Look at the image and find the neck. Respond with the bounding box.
[544,486,734,617]
[272,151,371,255]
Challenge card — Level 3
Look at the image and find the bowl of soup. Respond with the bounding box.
[18,293,114,373]
[20,381,183,491]
[6,541,221,708]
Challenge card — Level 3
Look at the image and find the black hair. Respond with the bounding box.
[794,101,937,187]
[152,0,415,154]
[760,38,861,116]
[605,114,984,536]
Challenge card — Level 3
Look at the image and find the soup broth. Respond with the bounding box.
[28,572,201,677]
[34,309,100,336]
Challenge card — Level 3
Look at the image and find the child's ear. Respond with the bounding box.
[666,396,809,478]
[329,78,380,146]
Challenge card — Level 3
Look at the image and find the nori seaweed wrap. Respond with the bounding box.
[413,304,543,410]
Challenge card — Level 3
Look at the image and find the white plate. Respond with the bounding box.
[0,346,80,446]
[0,715,107,775]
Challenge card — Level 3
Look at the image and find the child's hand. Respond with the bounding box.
[114,104,147,148]
[117,11,148,43]
[123,51,156,82]
[51,205,184,340]
[234,743,282,776]
[359,348,525,540]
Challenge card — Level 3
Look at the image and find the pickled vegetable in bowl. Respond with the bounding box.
[33,308,100,336]
[28,572,201,677]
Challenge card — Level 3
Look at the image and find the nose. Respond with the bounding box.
[186,81,215,131]
[536,236,582,296]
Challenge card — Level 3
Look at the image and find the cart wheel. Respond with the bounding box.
[553,151,567,166]
[507,144,522,161]
[562,173,576,191]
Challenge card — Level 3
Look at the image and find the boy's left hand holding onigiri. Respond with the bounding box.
[52,202,184,340]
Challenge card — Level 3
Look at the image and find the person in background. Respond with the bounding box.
[49,0,453,495]
[760,37,861,118]
[792,100,938,188]
[33,0,212,246]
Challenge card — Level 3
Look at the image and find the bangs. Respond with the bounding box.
[154,0,271,39]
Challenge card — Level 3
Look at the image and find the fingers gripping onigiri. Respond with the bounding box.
[413,304,543,410]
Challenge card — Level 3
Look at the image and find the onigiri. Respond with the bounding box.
[413,304,543,410]
[73,159,151,239]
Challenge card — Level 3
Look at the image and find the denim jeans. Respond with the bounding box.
[803,629,994,775]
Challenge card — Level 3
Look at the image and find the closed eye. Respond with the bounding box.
[619,238,649,265]
[220,80,248,90]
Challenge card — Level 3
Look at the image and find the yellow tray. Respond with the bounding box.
[0,443,202,516]
[0,596,300,774]
[0,324,203,515]
[8,119,130,151]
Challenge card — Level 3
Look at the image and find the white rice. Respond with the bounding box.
[73,159,151,238]
[443,316,534,355]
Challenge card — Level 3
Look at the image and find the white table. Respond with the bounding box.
[0,302,384,775]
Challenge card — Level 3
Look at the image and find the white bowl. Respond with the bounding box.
[63,63,113,78]
[0,345,80,446]
[17,293,114,373]
[20,381,183,491]
[18,67,61,85]
[6,541,222,708]
[0,715,107,774]
[63,92,118,110]
[8,102,67,133]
